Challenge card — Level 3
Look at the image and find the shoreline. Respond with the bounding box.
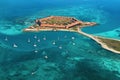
[24,16,120,53]
[23,28,78,33]
[77,29,120,54]
[24,27,120,54]
[10,27,120,53]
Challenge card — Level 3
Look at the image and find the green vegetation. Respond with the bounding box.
[98,37,120,51]
[70,26,79,31]
[33,24,39,28]
[42,17,73,25]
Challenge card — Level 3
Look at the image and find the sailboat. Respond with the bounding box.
[33,43,37,47]
[34,50,38,53]
[58,37,60,40]
[59,46,62,49]
[44,55,48,59]
[34,35,37,39]
[5,36,8,41]
[28,38,31,42]
[64,35,67,38]
[37,39,40,42]
[72,42,75,45]
[72,36,75,40]
[13,43,18,48]
[52,41,56,45]
[43,37,46,40]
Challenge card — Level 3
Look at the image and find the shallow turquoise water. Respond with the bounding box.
[0,0,120,80]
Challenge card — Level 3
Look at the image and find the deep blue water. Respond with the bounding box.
[0,0,120,80]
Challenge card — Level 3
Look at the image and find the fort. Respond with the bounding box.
[23,16,96,31]
[23,16,120,54]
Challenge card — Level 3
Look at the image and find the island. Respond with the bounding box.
[23,16,96,32]
[23,16,120,54]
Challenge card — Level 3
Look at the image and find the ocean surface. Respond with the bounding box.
[0,0,120,80]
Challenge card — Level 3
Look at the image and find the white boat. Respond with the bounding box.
[13,43,18,48]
